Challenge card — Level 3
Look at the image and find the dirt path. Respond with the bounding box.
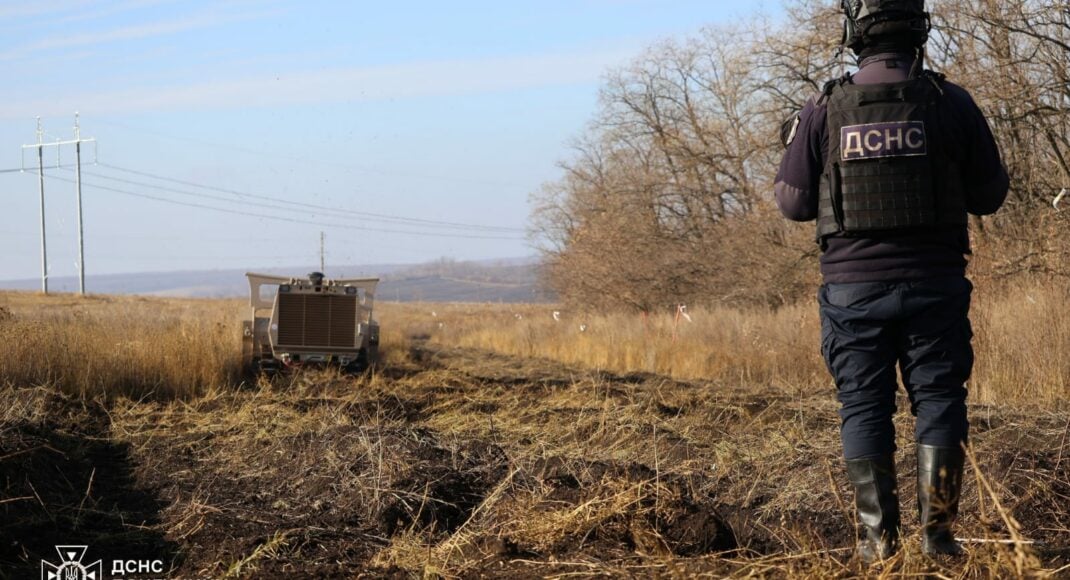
[2,339,1068,577]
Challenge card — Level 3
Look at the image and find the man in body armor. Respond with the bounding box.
[774,0,1008,563]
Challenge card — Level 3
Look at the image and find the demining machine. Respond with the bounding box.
[242,271,380,374]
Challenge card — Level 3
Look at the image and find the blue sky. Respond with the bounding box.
[0,0,776,281]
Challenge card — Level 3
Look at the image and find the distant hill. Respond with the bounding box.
[0,257,553,303]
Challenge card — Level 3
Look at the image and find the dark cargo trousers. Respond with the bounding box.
[819,277,973,460]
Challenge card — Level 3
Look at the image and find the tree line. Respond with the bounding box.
[531,0,1069,311]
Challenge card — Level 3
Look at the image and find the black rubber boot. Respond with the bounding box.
[917,444,966,556]
[846,455,901,563]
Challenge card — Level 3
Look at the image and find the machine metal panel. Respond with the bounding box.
[276,293,358,349]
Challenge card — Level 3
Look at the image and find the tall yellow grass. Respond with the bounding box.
[1,282,1066,406]
[430,303,826,392]
[971,282,1070,404]
[0,293,241,399]
[0,293,415,399]
[421,283,1070,406]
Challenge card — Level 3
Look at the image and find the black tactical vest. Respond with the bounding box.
[817,71,967,246]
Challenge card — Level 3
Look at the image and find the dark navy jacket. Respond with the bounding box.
[774,53,1009,284]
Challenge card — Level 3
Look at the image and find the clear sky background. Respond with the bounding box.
[0,0,776,281]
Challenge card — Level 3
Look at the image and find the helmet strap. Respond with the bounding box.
[909,45,925,79]
[838,18,850,78]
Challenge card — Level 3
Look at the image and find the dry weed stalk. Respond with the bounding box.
[964,444,1044,577]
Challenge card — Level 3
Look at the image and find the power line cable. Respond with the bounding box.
[94,119,525,189]
[69,168,525,237]
[79,168,399,227]
[89,163,524,233]
[0,163,78,174]
[97,162,524,232]
[85,254,319,261]
[44,173,527,241]
[0,227,302,244]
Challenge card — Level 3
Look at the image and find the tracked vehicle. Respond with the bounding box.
[242,272,380,374]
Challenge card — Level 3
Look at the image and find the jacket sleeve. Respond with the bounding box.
[948,85,1009,216]
[774,98,826,222]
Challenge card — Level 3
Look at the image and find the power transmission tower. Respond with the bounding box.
[20,114,96,295]
[320,231,326,273]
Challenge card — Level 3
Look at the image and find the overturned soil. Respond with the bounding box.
[2,339,1069,577]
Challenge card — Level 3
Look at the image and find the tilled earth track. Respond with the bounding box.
[2,339,1069,577]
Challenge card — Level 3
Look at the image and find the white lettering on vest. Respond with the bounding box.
[843,131,866,159]
[864,130,883,152]
[885,127,904,150]
[906,127,925,149]
[841,121,928,161]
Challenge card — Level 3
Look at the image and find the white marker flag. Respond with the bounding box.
[677,304,693,323]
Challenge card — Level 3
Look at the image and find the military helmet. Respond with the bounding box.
[841,0,930,53]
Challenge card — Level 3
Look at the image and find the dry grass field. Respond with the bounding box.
[434,283,1070,407]
[1,287,1068,578]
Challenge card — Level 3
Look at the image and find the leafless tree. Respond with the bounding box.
[532,0,1069,311]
